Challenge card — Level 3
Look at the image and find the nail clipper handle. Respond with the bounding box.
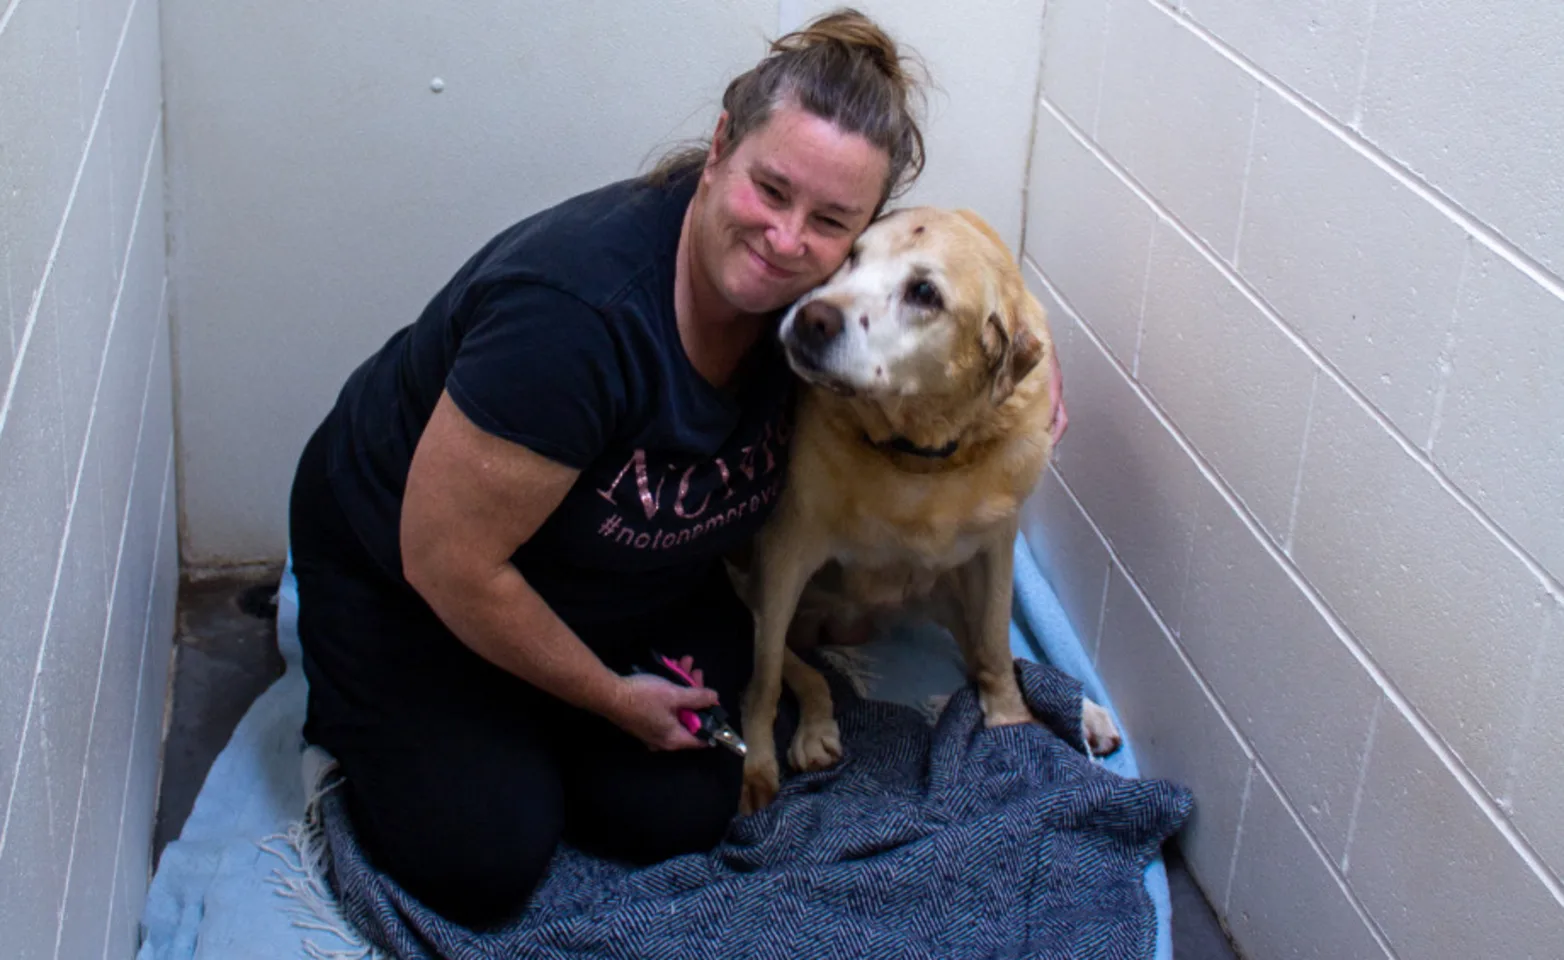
[656,653,699,686]
[675,707,702,735]
[642,653,713,739]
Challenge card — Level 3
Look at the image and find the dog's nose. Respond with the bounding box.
[795,300,845,352]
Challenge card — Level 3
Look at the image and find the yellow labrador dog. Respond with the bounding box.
[736,208,1120,813]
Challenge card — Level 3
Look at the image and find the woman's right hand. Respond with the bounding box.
[607,674,722,751]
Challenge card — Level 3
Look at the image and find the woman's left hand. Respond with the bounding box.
[1048,349,1068,445]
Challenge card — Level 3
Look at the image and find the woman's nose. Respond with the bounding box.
[766,212,807,260]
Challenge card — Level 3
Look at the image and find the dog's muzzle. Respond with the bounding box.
[787,300,845,359]
[781,300,857,396]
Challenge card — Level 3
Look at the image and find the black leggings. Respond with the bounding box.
[288,422,757,928]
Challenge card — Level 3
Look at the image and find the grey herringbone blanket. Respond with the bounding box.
[320,658,1193,960]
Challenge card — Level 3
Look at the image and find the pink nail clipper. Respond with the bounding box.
[634,651,747,756]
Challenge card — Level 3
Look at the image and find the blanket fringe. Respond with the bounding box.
[814,645,880,699]
[916,693,951,725]
[258,751,386,960]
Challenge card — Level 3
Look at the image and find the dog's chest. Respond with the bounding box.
[821,514,989,610]
[827,480,1010,570]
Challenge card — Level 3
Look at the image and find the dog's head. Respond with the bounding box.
[778,207,1047,410]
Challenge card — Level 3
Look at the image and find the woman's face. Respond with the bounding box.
[694,103,890,316]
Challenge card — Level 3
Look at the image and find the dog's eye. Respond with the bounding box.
[847,246,862,269]
[905,279,942,309]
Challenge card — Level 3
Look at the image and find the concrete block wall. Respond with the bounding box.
[162,0,1051,568]
[1021,1,1564,956]
[0,0,179,955]
[159,0,785,568]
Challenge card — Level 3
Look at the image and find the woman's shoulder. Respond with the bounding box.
[469,173,694,311]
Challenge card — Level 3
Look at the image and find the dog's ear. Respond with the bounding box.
[984,313,1044,405]
[954,209,1013,257]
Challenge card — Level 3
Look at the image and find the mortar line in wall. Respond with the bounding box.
[1043,462,1115,662]
[1093,555,1111,664]
[1424,241,1471,456]
[1282,371,1319,557]
[0,2,149,853]
[4,220,15,356]
[1252,763,1400,957]
[49,123,164,960]
[98,448,173,960]
[0,0,139,441]
[1500,613,1557,814]
[1339,694,1382,875]
[1140,0,1564,304]
[1131,227,1156,378]
[1349,0,1380,130]
[1107,534,1398,955]
[1038,95,1564,605]
[0,417,95,857]
[1048,465,1252,752]
[1089,0,1113,139]
[164,244,192,565]
[51,294,73,493]
[1016,0,1050,263]
[1028,253,1564,907]
[0,0,22,40]
[1229,88,1261,267]
[1221,765,1252,916]
[1055,448,1402,946]
[0,296,119,860]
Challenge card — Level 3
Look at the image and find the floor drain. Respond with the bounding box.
[237,582,280,621]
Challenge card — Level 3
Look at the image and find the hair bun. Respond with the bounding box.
[775,8,908,89]
[648,6,927,206]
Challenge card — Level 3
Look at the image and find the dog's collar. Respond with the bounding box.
[864,432,960,460]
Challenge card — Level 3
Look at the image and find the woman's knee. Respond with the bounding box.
[332,719,567,928]
[567,749,742,864]
[350,779,562,928]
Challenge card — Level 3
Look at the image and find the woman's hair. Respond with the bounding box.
[648,7,928,210]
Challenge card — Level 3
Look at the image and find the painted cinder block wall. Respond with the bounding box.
[5,0,1558,956]
[162,0,1051,570]
[1020,1,1564,956]
[0,0,180,955]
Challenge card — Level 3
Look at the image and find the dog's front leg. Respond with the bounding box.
[960,530,1124,753]
[959,527,1032,727]
[782,648,843,772]
[740,520,825,814]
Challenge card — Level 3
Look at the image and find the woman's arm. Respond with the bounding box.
[400,391,718,749]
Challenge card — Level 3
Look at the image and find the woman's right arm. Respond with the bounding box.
[399,391,718,750]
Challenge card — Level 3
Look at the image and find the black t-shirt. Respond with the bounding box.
[323,173,794,625]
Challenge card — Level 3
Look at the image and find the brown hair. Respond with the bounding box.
[648,8,928,210]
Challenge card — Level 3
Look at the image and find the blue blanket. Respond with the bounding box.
[322,629,1193,959]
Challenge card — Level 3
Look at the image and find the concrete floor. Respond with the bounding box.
[154,571,1240,958]
[152,569,286,865]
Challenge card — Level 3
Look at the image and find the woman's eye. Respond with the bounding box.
[905,279,942,309]
[758,182,785,202]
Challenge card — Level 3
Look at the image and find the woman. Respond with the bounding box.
[290,8,1058,929]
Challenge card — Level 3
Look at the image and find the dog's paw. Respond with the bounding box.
[788,717,844,772]
[740,753,781,815]
[1082,698,1122,756]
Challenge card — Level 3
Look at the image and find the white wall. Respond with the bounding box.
[0,0,179,955]
[782,0,1045,253]
[161,0,1045,567]
[1021,0,1564,956]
